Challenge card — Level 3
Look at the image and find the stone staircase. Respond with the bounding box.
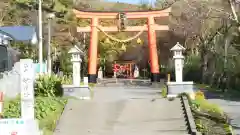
[109,98,190,135]
[54,83,193,135]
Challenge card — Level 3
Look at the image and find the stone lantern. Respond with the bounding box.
[170,42,185,82]
[68,45,83,86]
[167,42,194,99]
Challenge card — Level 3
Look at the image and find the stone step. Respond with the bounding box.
[110,130,189,135]
[109,98,188,135]
[85,129,189,135]
[55,84,190,135]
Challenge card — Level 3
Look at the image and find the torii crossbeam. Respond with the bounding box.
[73,8,171,83]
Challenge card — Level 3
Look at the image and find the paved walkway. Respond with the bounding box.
[207,99,240,135]
[201,90,240,135]
[54,83,189,135]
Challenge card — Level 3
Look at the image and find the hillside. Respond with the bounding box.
[0,0,184,70]
[74,0,141,11]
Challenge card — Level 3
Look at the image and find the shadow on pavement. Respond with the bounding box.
[195,85,240,101]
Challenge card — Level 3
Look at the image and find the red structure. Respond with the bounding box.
[73,8,171,83]
[113,60,135,78]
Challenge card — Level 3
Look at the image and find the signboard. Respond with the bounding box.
[0,119,40,135]
[20,59,35,119]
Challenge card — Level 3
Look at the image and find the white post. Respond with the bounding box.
[83,77,88,86]
[20,59,35,119]
[72,60,81,86]
[38,0,43,74]
[174,58,183,82]
[47,18,52,75]
[98,67,103,79]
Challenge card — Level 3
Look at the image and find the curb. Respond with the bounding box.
[53,99,69,133]
[181,96,202,135]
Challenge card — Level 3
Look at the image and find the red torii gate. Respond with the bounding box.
[73,8,171,83]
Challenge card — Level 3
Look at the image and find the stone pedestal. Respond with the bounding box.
[167,81,194,99]
[0,119,41,135]
[62,85,91,100]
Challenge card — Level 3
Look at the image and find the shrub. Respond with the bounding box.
[195,90,205,100]
[193,92,223,116]
[3,97,21,118]
[35,75,63,97]
[60,75,72,85]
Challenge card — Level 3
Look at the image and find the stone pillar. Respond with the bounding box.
[20,59,35,119]
[68,46,83,86]
[175,59,183,82]
[73,61,81,86]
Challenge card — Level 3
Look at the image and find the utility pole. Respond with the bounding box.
[46,13,55,75]
[38,0,43,74]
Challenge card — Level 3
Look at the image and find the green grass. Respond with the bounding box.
[37,97,67,135]
[3,97,67,135]
[190,93,233,135]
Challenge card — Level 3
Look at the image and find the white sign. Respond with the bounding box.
[0,119,40,135]
[20,59,34,100]
[20,59,35,119]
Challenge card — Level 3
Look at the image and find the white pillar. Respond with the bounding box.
[73,61,81,86]
[68,46,83,86]
[98,67,103,79]
[38,0,43,74]
[47,18,52,75]
[20,59,35,119]
[174,58,183,82]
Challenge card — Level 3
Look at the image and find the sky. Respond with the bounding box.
[105,0,156,5]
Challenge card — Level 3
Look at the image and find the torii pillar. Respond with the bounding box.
[73,8,171,83]
[88,17,99,83]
